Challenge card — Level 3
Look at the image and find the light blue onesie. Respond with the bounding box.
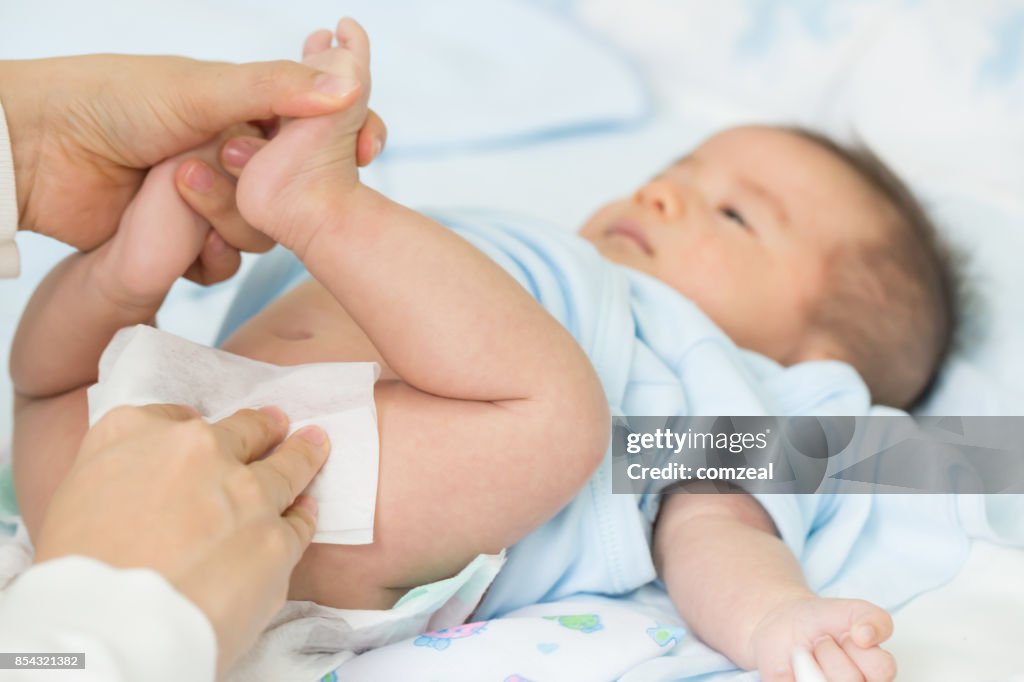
[217,209,975,621]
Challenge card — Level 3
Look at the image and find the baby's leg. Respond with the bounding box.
[224,281,602,609]
[286,381,585,609]
[654,490,897,681]
[232,22,610,608]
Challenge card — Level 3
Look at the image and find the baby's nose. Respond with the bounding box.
[634,180,684,220]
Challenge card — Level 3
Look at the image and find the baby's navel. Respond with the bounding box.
[273,327,315,341]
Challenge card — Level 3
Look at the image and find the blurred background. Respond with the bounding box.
[0,2,1022,679]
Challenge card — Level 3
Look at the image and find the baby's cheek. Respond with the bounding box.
[578,201,628,238]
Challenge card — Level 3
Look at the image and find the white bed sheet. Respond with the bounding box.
[888,541,1024,681]
[311,540,1024,682]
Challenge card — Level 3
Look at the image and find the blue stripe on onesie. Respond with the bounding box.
[218,209,973,620]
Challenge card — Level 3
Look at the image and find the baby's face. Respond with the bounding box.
[579,126,888,363]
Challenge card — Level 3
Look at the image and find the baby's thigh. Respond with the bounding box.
[289,380,575,610]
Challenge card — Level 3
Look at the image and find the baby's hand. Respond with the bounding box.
[750,595,897,682]
[96,127,271,307]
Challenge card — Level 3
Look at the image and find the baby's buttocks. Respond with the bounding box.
[220,279,398,380]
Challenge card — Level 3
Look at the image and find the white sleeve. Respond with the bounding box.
[0,556,216,682]
[0,98,20,278]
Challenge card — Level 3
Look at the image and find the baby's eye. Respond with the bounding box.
[719,206,748,228]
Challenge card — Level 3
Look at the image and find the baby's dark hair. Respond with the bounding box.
[787,127,961,409]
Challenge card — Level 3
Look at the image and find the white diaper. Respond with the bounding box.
[88,325,380,545]
[228,551,506,682]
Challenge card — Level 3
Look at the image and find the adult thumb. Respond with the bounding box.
[180,59,361,134]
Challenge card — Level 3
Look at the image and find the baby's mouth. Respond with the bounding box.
[605,221,654,256]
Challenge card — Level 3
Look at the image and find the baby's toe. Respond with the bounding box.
[841,640,897,682]
[335,17,371,65]
[303,29,333,58]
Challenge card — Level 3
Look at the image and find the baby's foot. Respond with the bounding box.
[750,595,897,682]
[237,18,371,254]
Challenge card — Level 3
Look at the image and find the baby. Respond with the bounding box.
[10,19,958,682]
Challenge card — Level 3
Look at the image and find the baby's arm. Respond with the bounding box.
[653,490,897,681]
[11,153,222,536]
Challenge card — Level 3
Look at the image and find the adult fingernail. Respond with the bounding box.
[185,162,215,192]
[372,137,383,160]
[223,139,259,168]
[854,624,875,645]
[314,73,359,98]
[299,425,328,447]
[258,406,289,429]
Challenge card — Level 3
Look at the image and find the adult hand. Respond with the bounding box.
[32,404,329,678]
[0,54,387,250]
[169,109,388,286]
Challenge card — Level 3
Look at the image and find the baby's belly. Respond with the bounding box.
[220,279,396,378]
